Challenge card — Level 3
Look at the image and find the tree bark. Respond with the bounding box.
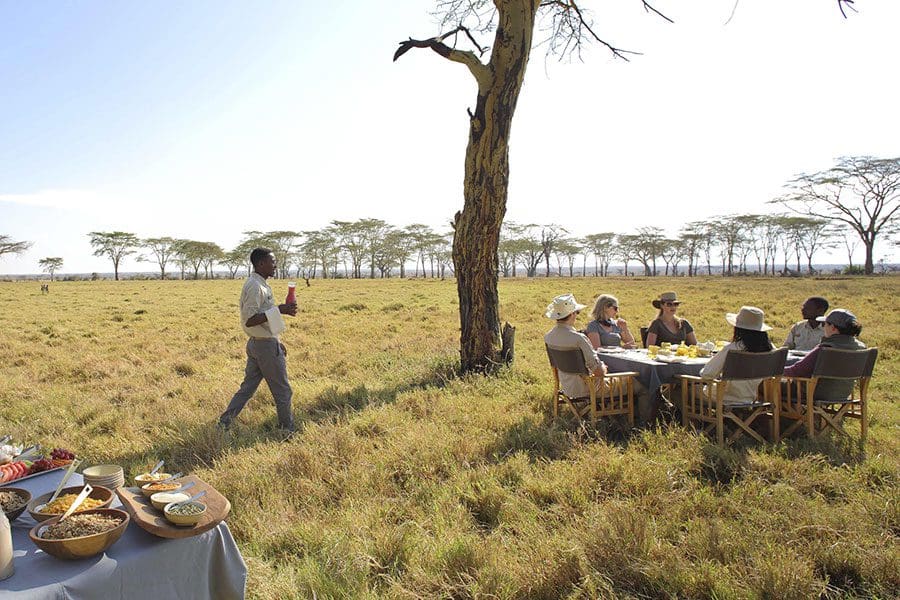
[453,1,538,373]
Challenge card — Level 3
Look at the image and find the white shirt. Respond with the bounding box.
[239,273,285,338]
[782,320,825,351]
[699,341,764,405]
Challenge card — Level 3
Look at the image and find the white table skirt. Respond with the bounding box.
[1,470,246,599]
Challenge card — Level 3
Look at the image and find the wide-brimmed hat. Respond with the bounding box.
[817,308,857,329]
[545,294,586,320]
[725,306,772,331]
[652,291,681,309]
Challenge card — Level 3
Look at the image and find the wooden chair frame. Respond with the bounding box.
[780,347,877,444]
[678,348,788,446]
[546,345,638,427]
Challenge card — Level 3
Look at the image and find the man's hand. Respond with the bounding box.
[279,303,298,317]
[280,342,288,357]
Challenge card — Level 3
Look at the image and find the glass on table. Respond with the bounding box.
[647,344,660,358]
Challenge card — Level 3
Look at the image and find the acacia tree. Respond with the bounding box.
[88,231,138,281]
[396,1,676,370]
[0,235,32,258]
[396,2,856,370]
[778,156,900,274]
[38,257,64,281]
[142,237,180,279]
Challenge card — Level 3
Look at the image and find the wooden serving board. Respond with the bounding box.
[115,474,231,539]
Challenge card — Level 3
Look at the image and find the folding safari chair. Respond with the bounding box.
[781,347,877,445]
[678,348,788,446]
[640,327,649,348]
[546,344,638,428]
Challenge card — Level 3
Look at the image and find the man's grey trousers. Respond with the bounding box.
[220,338,294,430]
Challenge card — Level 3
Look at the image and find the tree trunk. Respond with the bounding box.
[453,1,537,373]
[864,240,874,274]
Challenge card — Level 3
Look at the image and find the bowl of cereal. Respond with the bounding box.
[27,486,114,523]
[133,471,172,487]
[140,480,184,498]
[29,508,129,560]
[163,501,207,526]
[0,487,32,522]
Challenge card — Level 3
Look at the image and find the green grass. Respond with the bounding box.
[1,277,898,599]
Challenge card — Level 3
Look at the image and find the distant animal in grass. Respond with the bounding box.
[40,284,49,294]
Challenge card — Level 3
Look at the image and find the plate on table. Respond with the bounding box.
[0,461,71,485]
[654,354,688,363]
[596,346,626,354]
[789,350,809,357]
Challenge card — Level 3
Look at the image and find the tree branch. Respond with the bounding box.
[838,0,857,19]
[394,26,492,92]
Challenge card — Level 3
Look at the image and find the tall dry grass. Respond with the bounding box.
[1,277,897,599]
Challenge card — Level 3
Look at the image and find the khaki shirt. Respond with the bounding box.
[782,320,825,351]
[239,273,283,338]
[544,324,604,399]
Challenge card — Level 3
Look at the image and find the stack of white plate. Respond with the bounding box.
[82,464,125,489]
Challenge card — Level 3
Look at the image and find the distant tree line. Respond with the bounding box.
[2,156,897,280]
[81,221,454,281]
[501,213,853,278]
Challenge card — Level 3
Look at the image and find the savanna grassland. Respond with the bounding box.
[1,276,898,599]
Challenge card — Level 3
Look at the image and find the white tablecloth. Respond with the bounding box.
[0,470,246,599]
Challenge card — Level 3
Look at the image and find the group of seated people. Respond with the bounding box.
[544,291,866,421]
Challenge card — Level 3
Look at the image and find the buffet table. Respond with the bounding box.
[0,470,246,599]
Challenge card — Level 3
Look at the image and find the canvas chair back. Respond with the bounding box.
[811,347,877,380]
[720,348,788,380]
[640,327,649,348]
[545,345,589,375]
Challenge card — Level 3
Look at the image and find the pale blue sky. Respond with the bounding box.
[2,0,899,274]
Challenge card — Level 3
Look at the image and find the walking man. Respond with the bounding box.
[219,248,297,433]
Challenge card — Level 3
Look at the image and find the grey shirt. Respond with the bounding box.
[545,324,604,399]
[585,319,623,347]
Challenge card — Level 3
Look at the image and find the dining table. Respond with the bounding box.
[1,469,246,600]
[597,347,802,400]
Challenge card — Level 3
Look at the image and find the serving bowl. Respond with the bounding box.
[163,501,207,526]
[150,491,190,511]
[0,486,32,522]
[140,480,184,498]
[29,508,129,560]
[133,472,172,487]
[27,485,114,522]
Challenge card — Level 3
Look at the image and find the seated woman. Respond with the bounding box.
[783,309,865,400]
[585,294,637,349]
[699,306,774,405]
[645,292,698,347]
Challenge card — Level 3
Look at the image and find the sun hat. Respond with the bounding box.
[816,308,857,329]
[725,306,772,331]
[652,291,681,309]
[545,294,586,320]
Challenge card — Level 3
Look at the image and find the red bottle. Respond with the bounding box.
[286,282,296,304]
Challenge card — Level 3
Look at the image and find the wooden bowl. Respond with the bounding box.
[27,485,114,522]
[0,486,32,522]
[163,501,207,526]
[29,508,129,560]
